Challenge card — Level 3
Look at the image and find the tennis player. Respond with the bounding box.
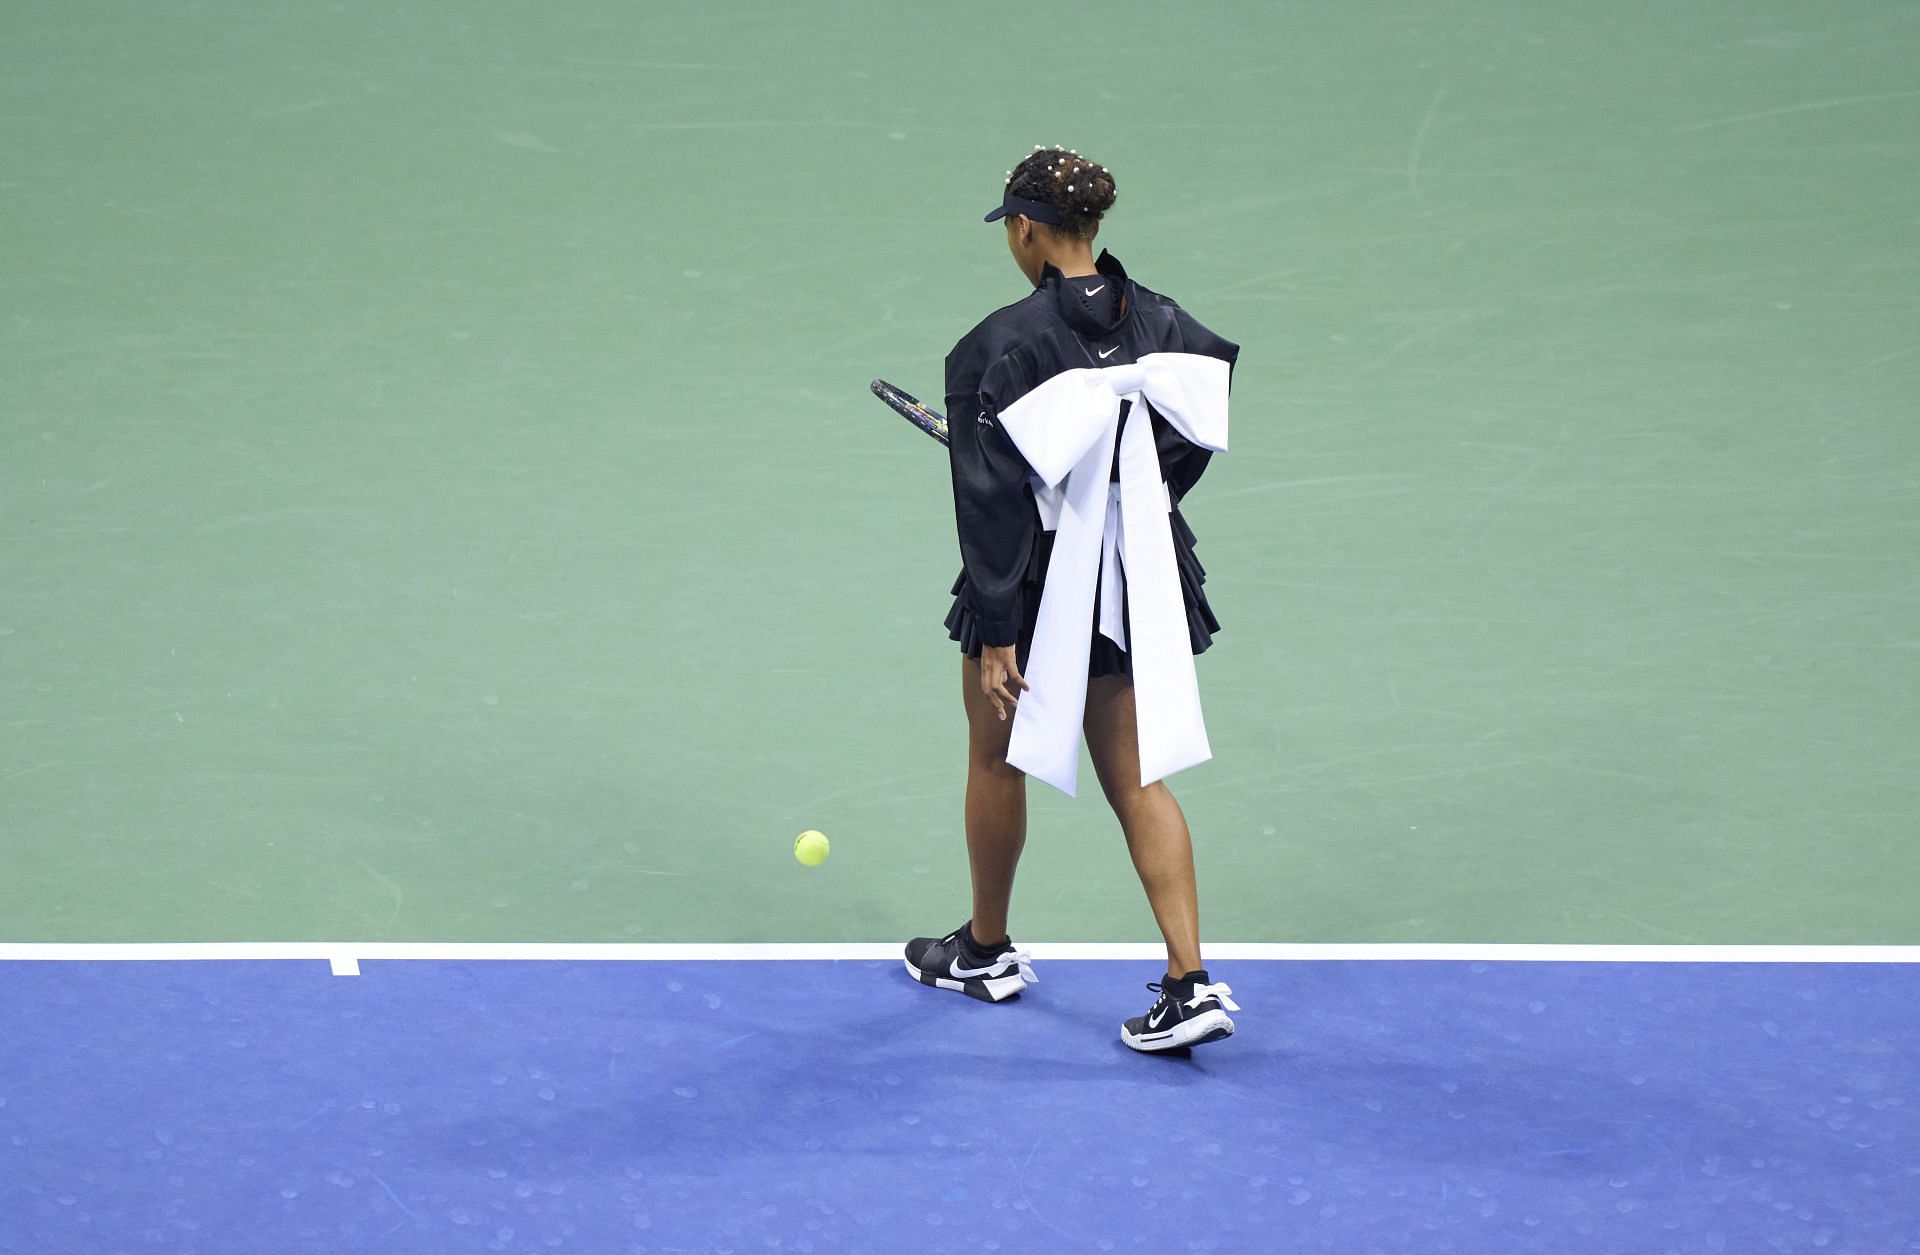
[904,147,1243,1052]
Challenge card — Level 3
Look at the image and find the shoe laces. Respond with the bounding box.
[1147,980,1240,1013]
[1002,948,1038,984]
[949,930,1037,984]
[1188,981,1239,1012]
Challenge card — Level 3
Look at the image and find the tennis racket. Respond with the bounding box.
[871,379,949,447]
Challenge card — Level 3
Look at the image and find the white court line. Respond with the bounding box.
[1,942,1917,977]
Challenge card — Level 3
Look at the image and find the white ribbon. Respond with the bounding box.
[1186,982,1239,1012]
[996,352,1230,795]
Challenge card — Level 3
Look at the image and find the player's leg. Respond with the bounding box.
[901,656,1036,1003]
[961,654,1026,947]
[1085,673,1238,1051]
[1083,674,1202,977]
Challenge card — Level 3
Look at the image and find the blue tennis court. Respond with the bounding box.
[6,954,1916,1252]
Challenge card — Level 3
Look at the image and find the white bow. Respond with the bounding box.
[996,352,1230,795]
[1186,982,1239,1012]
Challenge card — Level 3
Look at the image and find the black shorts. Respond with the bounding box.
[944,515,1219,679]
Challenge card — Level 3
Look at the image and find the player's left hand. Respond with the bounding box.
[980,645,1029,721]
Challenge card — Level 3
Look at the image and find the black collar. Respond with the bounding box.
[1042,250,1133,338]
[1039,248,1128,288]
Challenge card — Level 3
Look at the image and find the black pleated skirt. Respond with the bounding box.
[945,509,1220,679]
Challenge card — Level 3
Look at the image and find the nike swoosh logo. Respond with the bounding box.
[950,957,1004,979]
[1082,284,1105,297]
[1147,1005,1172,1028]
[1098,346,1119,360]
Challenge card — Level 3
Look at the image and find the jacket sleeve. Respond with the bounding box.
[945,336,1035,648]
[1160,303,1241,507]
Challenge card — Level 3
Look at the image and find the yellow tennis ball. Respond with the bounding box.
[794,830,830,867]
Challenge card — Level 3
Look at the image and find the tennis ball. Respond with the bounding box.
[794,830,830,867]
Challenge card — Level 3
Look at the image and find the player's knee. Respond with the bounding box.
[1095,772,1133,812]
[969,746,1024,780]
[1103,776,1166,818]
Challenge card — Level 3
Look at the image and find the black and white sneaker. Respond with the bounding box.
[903,924,1036,1003]
[1121,970,1239,1052]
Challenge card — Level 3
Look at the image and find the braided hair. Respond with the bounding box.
[1003,146,1117,241]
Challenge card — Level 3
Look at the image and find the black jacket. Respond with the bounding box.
[944,250,1239,646]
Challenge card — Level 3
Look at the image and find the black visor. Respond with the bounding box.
[984,191,1063,225]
